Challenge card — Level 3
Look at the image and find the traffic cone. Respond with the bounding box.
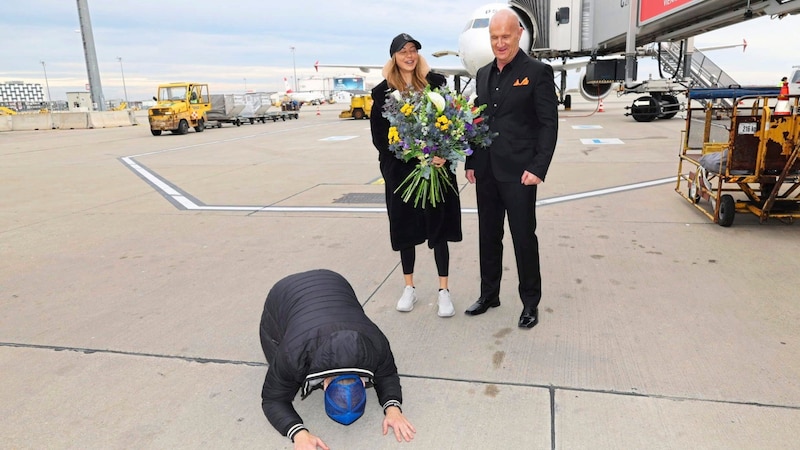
[775,80,790,115]
[316,105,321,116]
[598,98,605,113]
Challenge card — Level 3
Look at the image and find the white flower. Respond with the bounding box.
[467,93,477,107]
[391,90,403,102]
[427,91,446,114]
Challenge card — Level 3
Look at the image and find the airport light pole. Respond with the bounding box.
[117,57,128,106]
[290,46,297,92]
[40,60,52,109]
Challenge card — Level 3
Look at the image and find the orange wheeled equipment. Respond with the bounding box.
[676,86,800,226]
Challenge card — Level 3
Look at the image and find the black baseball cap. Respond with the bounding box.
[390,33,421,56]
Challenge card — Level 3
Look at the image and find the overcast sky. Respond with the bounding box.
[1,0,798,102]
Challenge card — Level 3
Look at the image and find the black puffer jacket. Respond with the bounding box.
[259,269,402,441]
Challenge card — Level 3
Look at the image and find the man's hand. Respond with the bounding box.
[382,406,416,442]
[466,169,476,184]
[521,170,542,185]
[293,430,329,450]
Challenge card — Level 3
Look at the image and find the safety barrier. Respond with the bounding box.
[54,112,90,129]
[87,110,137,128]
[0,115,12,132]
[10,114,54,131]
[2,111,138,132]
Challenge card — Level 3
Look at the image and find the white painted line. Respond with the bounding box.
[572,125,603,129]
[121,157,182,196]
[122,149,675,212]
[580,138,624,145]
[319,136,358,141]
[536,177,674,206]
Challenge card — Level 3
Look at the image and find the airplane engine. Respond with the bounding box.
[579,75,616,102]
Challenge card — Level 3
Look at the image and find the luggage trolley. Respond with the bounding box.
[676,86,800,226]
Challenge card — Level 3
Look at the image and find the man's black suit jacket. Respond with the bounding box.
[466,50,558,182]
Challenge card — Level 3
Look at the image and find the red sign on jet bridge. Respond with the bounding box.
[638,0,705,25]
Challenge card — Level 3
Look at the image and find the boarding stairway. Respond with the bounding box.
[658,41,739,107]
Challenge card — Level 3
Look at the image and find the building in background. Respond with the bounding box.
[67,92,93,112]
[296,76,369,103]
[0,81,46,111]
[332,77,365,92]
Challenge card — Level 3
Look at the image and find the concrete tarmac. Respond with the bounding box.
[1,97,799,449]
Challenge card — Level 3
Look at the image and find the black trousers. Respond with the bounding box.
[475,172,541,309]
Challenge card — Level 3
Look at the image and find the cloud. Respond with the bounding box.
[2,1,799,101]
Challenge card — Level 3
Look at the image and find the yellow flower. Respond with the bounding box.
[435,115,450,131]
[400,103,414,116]
[388,126,400,144]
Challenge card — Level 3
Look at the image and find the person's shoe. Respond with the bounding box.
[437,289,455,317]
[518,307,538,329]
[464,297,500,316]
[396,286,417,312]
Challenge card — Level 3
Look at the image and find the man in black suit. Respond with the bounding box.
[464,8,558,329]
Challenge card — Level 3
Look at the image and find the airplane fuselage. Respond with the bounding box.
[458,3,532,76]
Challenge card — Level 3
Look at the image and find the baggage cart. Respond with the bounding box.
[676,86,800,226]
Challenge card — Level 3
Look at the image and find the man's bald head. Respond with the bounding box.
[489,8,523,68]
[489,8,519,28]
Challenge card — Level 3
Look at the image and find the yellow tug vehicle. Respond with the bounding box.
[148,82,211,136]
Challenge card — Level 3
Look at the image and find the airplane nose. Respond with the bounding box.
[459,30,497,76]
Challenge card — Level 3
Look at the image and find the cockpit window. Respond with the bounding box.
[472,18,489,29]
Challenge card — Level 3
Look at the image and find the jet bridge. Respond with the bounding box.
[507,0,800,120]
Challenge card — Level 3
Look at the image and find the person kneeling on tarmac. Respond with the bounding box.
[259,269,415,450]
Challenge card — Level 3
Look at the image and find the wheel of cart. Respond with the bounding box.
[676,86,800,226]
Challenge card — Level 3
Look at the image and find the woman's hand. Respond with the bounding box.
[432,156,446,168]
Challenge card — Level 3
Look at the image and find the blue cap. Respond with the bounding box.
[324,374,366,425]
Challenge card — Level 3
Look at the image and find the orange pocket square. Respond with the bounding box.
[513,77,529,86]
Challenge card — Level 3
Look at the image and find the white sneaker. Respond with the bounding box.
[396,286,417,312]
[437,289,455,317]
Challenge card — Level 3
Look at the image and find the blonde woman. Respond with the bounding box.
[370,33,462,318]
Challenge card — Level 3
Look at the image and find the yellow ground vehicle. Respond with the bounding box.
[148,82,211,136]
[339,94,372,120]
[0,106,17,115]
[676,87,800,226]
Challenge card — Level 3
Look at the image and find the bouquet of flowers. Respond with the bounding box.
[382,85,496,208]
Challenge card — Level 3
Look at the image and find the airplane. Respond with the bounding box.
[315,2,611,109]
[275,77,326,106]
[316,1,800,115]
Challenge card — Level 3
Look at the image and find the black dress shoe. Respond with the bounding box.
[518,307,538,329]
[464,297,500,316]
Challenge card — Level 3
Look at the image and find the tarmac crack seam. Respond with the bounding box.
[4,341,800,412]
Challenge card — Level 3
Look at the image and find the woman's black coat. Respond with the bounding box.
[370,71,463,251]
